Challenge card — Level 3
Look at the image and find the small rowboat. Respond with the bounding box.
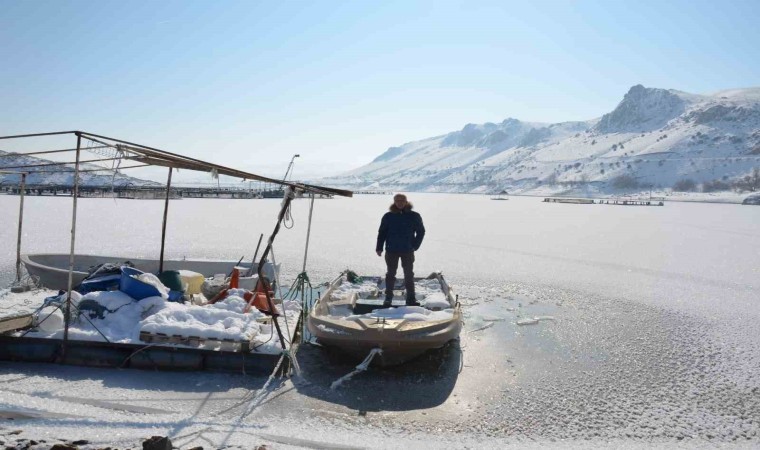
[307,271,462,366]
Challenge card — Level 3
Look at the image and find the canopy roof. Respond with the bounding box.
[0,131,352,197]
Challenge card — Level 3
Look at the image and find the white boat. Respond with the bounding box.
[307,271,463,366]
[21,253,278,290]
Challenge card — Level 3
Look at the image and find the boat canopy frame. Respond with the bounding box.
[0,130,353,367]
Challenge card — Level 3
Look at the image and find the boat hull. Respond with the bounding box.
[308,314,462,366]
[21,253,277,290]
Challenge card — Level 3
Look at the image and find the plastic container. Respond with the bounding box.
[179,270,205,295]
[78,273,121,294]
[119,266,163,300]
[238,275,260,291]
[158,270,184,292]
[167,290,184,303]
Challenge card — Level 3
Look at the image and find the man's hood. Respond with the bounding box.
[389,203,414,213]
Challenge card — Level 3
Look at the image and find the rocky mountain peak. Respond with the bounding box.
[594,84,687,133]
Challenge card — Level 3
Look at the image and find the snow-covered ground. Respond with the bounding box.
[0,194,758,448]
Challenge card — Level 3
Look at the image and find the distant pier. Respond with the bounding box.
[0,183,289,200]
[543,197,664,206]
[543,197,595,204]
[597,198,664,206]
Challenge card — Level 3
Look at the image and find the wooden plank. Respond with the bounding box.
[0,314,34,333]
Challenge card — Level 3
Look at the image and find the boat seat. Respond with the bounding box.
[353,298,415,315]
[328,291,358,317]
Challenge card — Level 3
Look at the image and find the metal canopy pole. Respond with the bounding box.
[62,133,83,362]
[15,173,26,283]
[257,189,297,350]
[158,167,173,273]
[301,193,315,274]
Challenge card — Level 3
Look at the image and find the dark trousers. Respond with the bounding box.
[385,251,415,301]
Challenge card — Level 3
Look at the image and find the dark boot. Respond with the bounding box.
[405,289,419,306]
[401,252,418,306]
[384,252,400,307]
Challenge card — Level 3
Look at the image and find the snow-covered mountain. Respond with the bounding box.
[321,85,760,195]
[0,151,160,187]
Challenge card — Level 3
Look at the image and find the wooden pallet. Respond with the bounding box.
[138,330,251,352]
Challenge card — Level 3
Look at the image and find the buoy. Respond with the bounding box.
[242,280,277,315]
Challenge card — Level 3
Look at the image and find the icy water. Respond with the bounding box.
[0,193,759,448]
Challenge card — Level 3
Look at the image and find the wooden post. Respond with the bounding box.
[62,133,82,361]
[159,167,173,273]
[15,173,26,283]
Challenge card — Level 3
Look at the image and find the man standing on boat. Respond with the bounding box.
[376,193,425,307]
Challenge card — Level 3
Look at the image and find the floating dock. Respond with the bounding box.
[0,287,300,376]
[0,335,286,374]
[0,313,299,375]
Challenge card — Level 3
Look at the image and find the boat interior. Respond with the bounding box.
[319,275,454,317]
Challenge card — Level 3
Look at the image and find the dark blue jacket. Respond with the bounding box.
[376,205,425,253]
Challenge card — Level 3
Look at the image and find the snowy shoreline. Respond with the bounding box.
[344,189,757,204]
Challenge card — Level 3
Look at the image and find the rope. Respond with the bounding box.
[330,348,382,390]
[119,343,160,368]
[245,352,287,411]
[282,194,295,229]
[281,348,301,377]
[283,271,314,343]
[268,245,305,377]
[9,273,40,294]
[108,143,125,197]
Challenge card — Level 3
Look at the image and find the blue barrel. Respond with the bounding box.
[119,266,163,300]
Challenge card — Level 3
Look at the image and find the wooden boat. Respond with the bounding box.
[21,253,278,290]
[307,271,462,366]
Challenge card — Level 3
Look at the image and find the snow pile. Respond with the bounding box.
[30,290,165,342]
[140,300,263,341]
[134,273,170,299]
[414,278,451,310]
[330,278,379,300]
[17,287,302,353]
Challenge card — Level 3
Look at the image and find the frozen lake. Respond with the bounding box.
[2,193,757,315]
[0,193,759,447]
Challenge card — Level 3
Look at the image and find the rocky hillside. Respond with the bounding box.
[320,85,760,196]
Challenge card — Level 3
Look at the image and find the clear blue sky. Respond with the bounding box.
[2,0,758,179]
